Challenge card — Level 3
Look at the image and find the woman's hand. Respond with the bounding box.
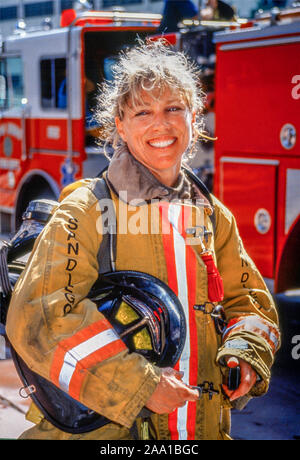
[222,358,257,401]
[145,367,199,414]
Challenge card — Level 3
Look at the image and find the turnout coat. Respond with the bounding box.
[6,148,280,440]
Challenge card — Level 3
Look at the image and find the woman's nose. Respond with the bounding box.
[151,110,170,128]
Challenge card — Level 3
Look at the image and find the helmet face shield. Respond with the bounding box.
[89,271,186,368]
[118,294,165,357]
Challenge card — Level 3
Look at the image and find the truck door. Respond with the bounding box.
[0,55,26,233]
[38,56,69,154]
[220,157,278,279]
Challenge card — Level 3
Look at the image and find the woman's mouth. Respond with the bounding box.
[148,138,176,148]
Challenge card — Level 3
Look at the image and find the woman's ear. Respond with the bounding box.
[191,110,196,125]
[115,116,126,142]
[190,110,197,140]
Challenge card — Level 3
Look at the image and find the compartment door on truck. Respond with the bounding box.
[0,55,25,232]
[219,157,278,279]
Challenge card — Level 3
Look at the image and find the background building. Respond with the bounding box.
[0,0,294,38]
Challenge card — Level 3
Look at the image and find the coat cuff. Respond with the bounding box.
[216,341,271,397]
[115,363,161,428]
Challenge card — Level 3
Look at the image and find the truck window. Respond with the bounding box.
[0,61,6,109]
[40,57,67,109]
[0,57,24,109]
[103,56,117,81]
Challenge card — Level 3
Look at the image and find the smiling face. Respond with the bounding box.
[115,86,195,187]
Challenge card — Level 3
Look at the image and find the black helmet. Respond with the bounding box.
[9,270,186,434]
[89,270,186,368]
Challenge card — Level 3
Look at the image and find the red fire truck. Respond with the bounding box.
[213,8,300,294]
[0,8,161,233]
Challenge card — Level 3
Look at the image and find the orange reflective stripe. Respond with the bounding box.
[160,202,198,441]
[50,319,127,399]
[68,339,127,400]
[223,315,280,354]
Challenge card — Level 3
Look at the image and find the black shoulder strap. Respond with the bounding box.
[182,165,216,235]
[89,176,117,274]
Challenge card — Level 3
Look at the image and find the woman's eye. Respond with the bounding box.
[135,110,148,117]
[167,106,182,112]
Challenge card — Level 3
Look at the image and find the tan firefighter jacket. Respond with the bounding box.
[6,149,280,440]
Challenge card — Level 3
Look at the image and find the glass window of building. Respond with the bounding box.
[0,6,18,21]
[25,1,54,18]
[60,0,74,10]
[102,0,142,6]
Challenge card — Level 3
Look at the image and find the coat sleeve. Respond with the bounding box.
[212,196,280,396]
[6,187,160,428]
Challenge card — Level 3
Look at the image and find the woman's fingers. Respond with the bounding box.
[145,367,199,414]
[146,358,257,413]
[222,358,257,401]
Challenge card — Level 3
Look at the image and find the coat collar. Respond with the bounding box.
[107,145,193,203]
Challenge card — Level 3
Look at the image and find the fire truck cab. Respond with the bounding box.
[213,8,300,293]
[0,9,161,234]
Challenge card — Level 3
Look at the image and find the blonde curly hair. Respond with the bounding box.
[94,38,207,159]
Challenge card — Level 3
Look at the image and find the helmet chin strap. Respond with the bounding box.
[108,223,117,272]
[119,316,149,339]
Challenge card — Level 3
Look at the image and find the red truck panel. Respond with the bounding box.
[220,160,277,278]
[214,22,300,282]
[214,38,300,159]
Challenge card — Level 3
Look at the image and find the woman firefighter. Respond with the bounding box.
[6,39,280,440]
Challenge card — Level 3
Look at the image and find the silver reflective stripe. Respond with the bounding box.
[220,156,279,165]
[223,317,279,351]
[58,328,120,393]
[219,36,300,51]
[285,169,300,234]
[168,204,190,441]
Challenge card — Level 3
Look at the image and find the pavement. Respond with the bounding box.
[0,359,34,439]
[231,366,300,440]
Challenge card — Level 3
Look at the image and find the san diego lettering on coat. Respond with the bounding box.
[64,217,79,314]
